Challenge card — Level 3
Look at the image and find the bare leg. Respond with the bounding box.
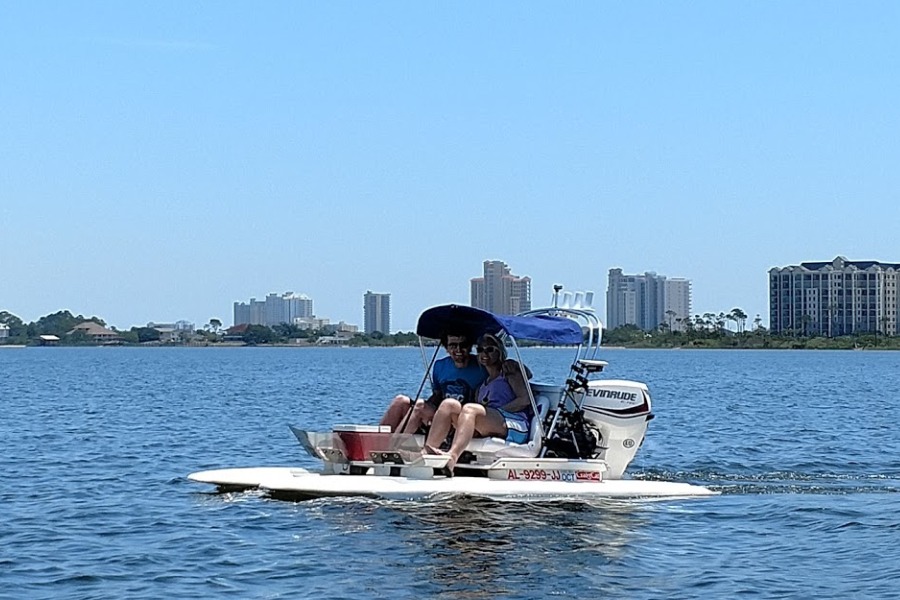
[424,399,462,451]
[379,395,413,431]
[401,400,437,434]
[446,405,507,470]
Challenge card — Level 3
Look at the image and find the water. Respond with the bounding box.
[2,347,900,599]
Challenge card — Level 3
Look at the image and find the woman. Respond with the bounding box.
[424,333,532,471]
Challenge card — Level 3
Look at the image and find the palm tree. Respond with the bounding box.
[726,313,737,334]
[800,314,813,337]
[716,312,727,335]
[684,316,696,338]
[730,308,748,334]
[666,310,676,332]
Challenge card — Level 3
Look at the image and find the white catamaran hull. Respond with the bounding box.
[188,301,722,503]
[188,467,717,500]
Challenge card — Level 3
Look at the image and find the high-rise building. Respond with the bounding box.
[664,278,692,332]
[470,260,531,315]
[606,269,692,331]
[363,291,391,334]
[233,292,314,327]
[769,256,900,336]
[265,293,284,326]
[233,299,253,326]
[284,293,314,323]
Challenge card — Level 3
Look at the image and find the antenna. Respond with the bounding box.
[552,284,563,308]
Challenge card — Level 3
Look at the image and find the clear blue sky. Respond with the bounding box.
[2,2,898,332]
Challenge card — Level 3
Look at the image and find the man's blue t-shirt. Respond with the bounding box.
[430,356,486,404]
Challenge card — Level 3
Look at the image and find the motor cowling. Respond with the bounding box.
[573,380,653,479]
[577,379,652,418]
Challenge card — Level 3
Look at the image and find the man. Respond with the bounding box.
[379,332,486,433]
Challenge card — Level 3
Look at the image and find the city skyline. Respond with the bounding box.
[7,254,900,334]
[3,4,898,332]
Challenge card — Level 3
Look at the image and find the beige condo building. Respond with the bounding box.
[769,256,900,336]
[470,260,531,316]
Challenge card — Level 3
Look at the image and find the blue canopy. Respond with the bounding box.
[416,304,583,345]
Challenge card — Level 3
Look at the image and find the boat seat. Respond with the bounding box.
[464,396,551,460]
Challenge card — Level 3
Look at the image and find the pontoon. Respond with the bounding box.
[189,290,716,501]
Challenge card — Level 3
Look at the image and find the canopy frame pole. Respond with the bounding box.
[530,308,601,457]
[538,339,585,457]
[506,335,542,441]
[397,338,440,434]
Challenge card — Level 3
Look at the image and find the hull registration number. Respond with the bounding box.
[507,469,601,482]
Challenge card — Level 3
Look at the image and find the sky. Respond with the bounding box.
[2,2,899,332]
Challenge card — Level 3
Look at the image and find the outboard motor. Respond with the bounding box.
[575,379,653,479]
[540,372,653,479]
[518,292,654,480]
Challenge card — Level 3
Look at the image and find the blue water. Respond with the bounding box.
[3,347,900,599]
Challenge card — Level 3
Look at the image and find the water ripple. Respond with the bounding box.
[3,347,900,598]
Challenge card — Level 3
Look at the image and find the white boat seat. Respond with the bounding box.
[464,396,551,460]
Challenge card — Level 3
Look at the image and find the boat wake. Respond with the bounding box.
[634,469,900,495]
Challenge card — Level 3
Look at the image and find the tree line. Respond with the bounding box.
[6,307,896,350]
[233,323,419,346]
[0,310,420,347]
[1,310,106,343]
[603,307,900,350]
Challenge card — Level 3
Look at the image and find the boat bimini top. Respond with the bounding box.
[415,304,584,346]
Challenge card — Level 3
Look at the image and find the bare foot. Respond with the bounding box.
[424,444,448,455]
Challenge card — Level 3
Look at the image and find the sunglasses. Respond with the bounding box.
[477,346,500,354]
[446,342,471,350]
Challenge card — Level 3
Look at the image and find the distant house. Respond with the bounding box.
[154,327,180,343]
[148,321,195,334]
[67,321,120,344]
[316,331,354,345]
[38,334,60,346]
[223,323,249,342]
[0,323,9,341]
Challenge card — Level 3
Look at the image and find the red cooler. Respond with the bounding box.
[333,424,393,461]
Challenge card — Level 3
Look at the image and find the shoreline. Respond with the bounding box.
[2,343,896,351]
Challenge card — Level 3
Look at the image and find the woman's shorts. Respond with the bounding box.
[497,409,530,444]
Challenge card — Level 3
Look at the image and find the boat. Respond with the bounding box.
[189,290,717,501]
